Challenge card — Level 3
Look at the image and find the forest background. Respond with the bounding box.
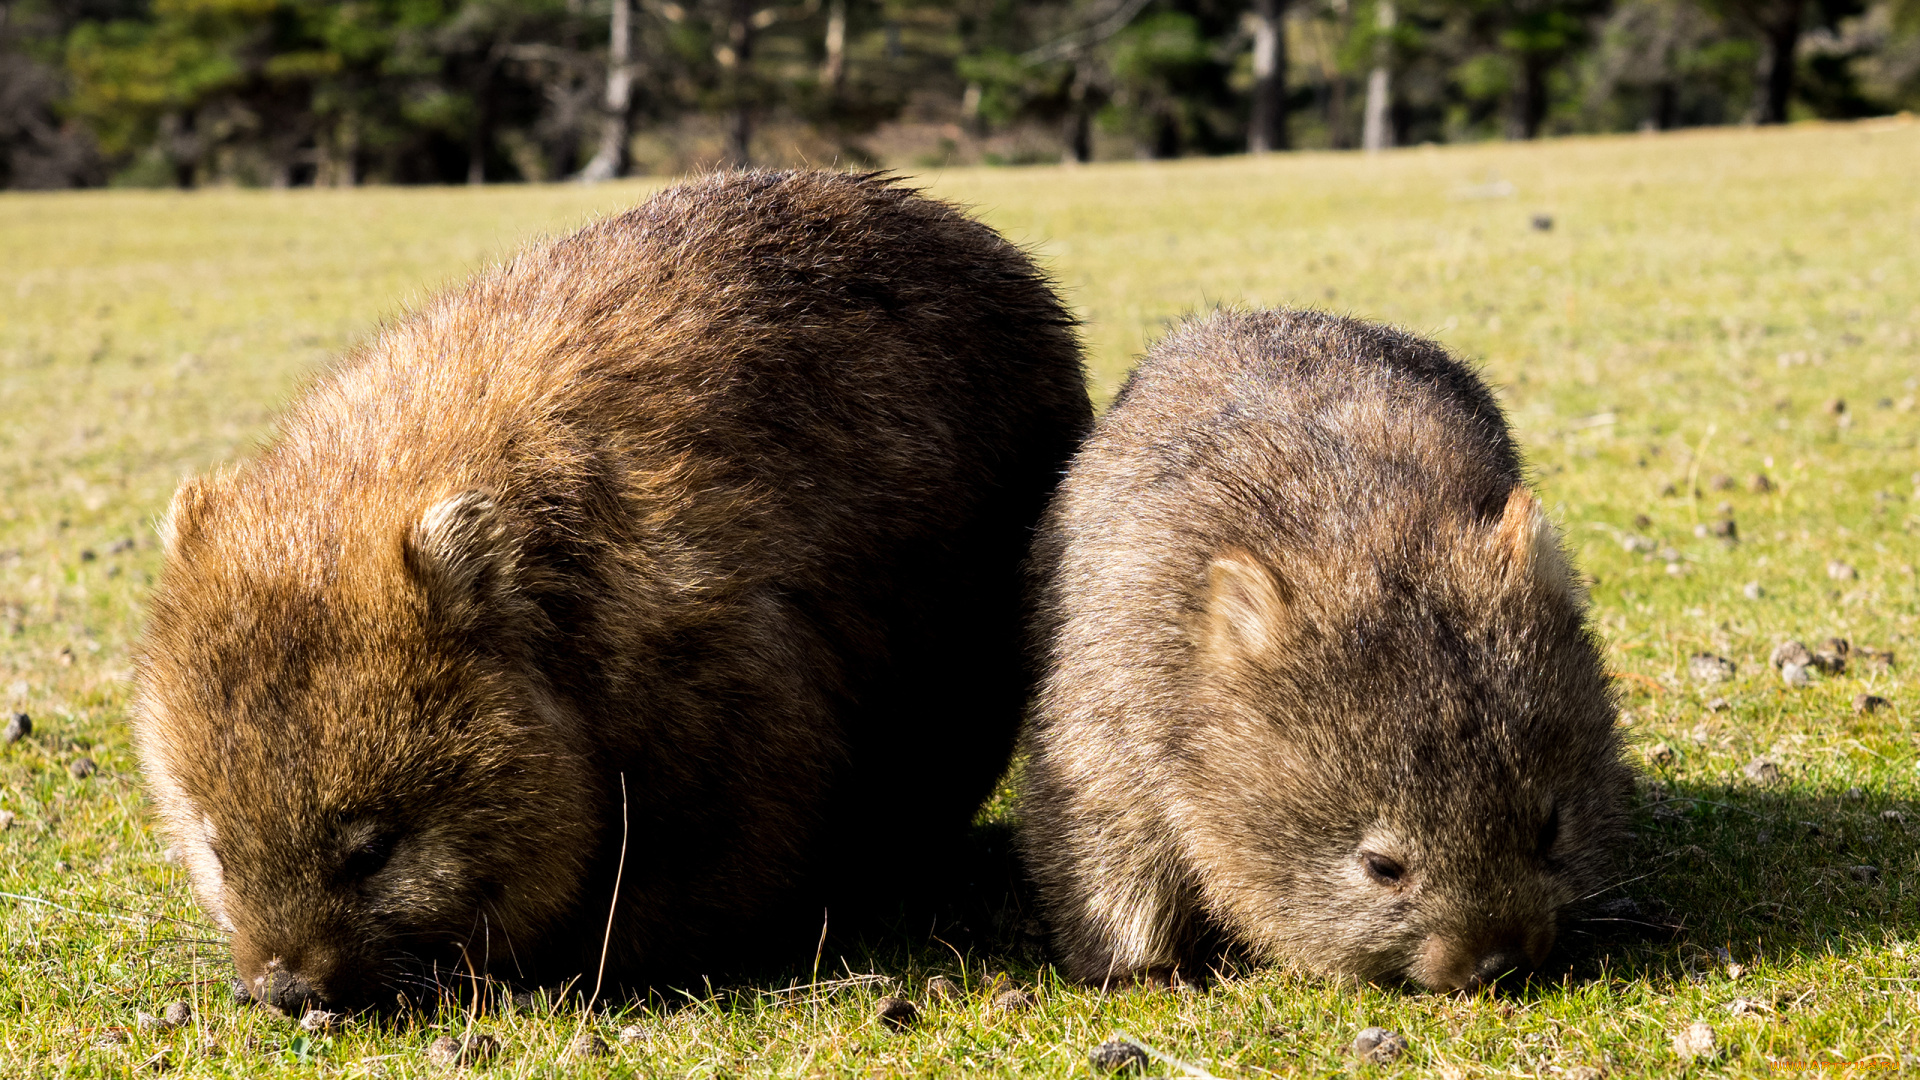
[2,0,1920,189]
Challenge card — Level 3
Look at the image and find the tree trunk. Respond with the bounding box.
[1507,53,1549,140]
[1248,0,1289,153]
[1361,0,1393,152]
[822,0,846,92]
[1756,0,1804,124]
[579,0,633,182]
[1065,64,1092,163]
[722,0,755,167]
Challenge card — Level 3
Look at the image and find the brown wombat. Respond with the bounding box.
[1017,308,1630,991]
[133,170,1091,1013]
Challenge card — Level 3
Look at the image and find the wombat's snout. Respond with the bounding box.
[254,958,323,1016]
[1411,926,1553,992]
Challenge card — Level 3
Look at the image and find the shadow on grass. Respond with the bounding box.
[1561,776,1917,985]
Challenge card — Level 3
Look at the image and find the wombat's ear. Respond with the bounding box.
[1493,486,1583,606]
[405,491,516,614]
[1202,547,1293,666]
[158,474,217,555]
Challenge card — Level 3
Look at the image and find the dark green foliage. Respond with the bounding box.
[4,0,1920,186]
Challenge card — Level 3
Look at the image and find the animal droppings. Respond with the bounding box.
[1812,637,1850,673]
[1749,473,1774,493]
[1351,1026,1408,1064]
[427,1032,499,1068]
[1828,560,1859,581]
[989,988,1034,1014]
[1563,1067,1605,1080]
[1088,1039,1150,1072]
[565,1032,608,1059]
[1709,473,1734,491]
[1857,647,1895,671]
[924,975,960,1002]
[874,995,918,1031]
[1688,654,1735,684]
[299,1010,340,1033]
[1671,1021,1718,1060]
[1882,810,1907,824]
[616,1025,648,1045]
[1849,865,1881,883]
[3,712,28,744]
[1855,694,1889,715]
[1780,663,1811,687]
[1847,786,1867,800]
[1770,640,1812,669]
[135,1010,167,1031]
[68,756,96,779]
[1531,214,1554,231]
[1742,757,1782,784]
[163,1001,192,1027]
[229,980,251,1006]
[1743,581,1765,599]
[0,811,14,831]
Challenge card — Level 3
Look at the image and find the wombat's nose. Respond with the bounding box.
[1463,947,1530,990]
[258,959,321,1015]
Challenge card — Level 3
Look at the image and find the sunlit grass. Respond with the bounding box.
[3,118,1918,1076]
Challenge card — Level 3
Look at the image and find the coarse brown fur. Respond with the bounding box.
[133,170,1092,1012]
[1016,308,1631,992]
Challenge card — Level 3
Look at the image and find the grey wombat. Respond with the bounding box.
[1018,308,1629,991]
[134,171,1091,1012]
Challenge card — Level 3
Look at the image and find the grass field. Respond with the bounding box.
[2,119,1919,1077]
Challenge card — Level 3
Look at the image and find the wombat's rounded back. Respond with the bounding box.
[135,171,1091,1007]
[1019,308,1628,990]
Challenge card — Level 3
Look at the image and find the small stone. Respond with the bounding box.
[1849,865,1881,883]
[427,1033,499,1068]
[1756,830,1771,844]
[1088,1039,1150,1072]
[1692,523,1709,539]
[1770,640,1812,669]
[989,988,1033,1014]
[1688,653,1735,684]
[1706,697,1730,712]
[1621,534,1655,553]
[1827,560,1859,581]
[1847,786,1867,801]
[616,1024,647,1044]
[1742,581,1764,599]
[1742,757,1781,784]
[1749,473,1774,493]
[924,975,960,1002]
[1780,662,1811,687]
[1711,518,1737,540]
[565,1032,608,1059]
[1531,214,1554,231]
[1672,1021,1718,1060]
[69,756,96,779]
[1823,397,1847,415]
[1351,1026,1407,1064]
[1881,809,1906,824]
[300,1009,340,1033]
[163,1001,192,1027]
[0,810,13,831]
[3,712,28,744]
[1665,562,1686,576]
[874,995,918,1031]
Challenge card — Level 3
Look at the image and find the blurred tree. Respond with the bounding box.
[1701,0,1865,121]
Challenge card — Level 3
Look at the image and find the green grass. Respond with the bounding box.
[3,118,1919,1077]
